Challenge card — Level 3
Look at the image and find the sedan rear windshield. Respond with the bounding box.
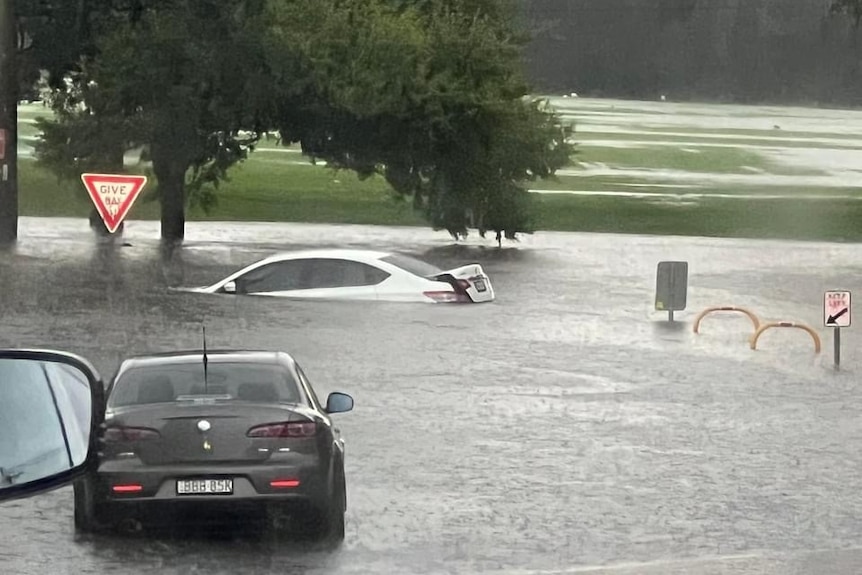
[380,253,442,278]
[109,362,302,407]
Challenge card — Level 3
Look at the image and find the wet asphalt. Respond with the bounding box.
[1,217,862,575]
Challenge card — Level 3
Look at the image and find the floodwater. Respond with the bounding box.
[1,218,861,574]
[551,97,862,136]
[19,98,862,197]
[546,97,862,195]
[554,166,862,190]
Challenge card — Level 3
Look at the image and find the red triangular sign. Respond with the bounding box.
[80,173,148,233]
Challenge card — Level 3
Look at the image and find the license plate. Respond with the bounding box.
[176,478,233,495]
[474,279,487,292]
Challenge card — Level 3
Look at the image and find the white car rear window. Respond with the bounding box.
[380,254,442,278]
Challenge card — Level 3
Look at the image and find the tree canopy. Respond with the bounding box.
[522,0,862,105]
[832,0,862,25]
[30,0,572,241]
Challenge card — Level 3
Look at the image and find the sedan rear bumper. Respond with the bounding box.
[92,458,329,507]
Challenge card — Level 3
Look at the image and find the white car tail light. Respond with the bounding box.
[422,291,470,303]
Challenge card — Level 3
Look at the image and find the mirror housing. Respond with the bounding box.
[222,280,237,294]
[0,349,103,503]
[325,392,354,414]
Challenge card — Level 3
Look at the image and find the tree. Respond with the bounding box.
[0,0,18,243]
[0,0,179,239]
[264,0,572,240]
[832,0,862,26]
[34,0,272,241]
[34,0,572,241]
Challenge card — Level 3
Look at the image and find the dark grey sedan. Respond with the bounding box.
[73,349,353,541]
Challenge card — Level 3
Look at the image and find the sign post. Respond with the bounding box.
[824,290,851,369]
[655,261,688,322]
[0,129,7,183]
[80,173,148,233]
[0,128,7,183]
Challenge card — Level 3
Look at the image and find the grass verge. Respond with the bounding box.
[19,157,426,226]
[18,157,862,242]
[533,193,862,242]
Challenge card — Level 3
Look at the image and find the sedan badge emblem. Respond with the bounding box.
[197,420,211,432]
[203,440,212,451]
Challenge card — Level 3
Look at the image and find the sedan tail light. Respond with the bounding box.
[103,426,161,442]
[112,484,144,493]
[247,421,318,438]
[423,290,470,303]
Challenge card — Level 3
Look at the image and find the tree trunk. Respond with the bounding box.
[0,0,18,244]
[152,147,187,242]
[89,144,127,235]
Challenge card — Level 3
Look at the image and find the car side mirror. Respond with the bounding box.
[223,281,237,294]
[325,392,354,414]
[0,349,103,503]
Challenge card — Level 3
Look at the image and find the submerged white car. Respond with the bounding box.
[175,249,495,303]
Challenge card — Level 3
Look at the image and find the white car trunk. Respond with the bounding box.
[433,264,495,303]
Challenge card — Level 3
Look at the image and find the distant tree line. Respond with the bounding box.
[520,0,862,106]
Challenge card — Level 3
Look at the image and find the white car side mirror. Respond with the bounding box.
[0,349,104,503]
[223,281,237,294]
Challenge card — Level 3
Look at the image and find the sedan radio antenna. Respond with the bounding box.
[202,325,209,393]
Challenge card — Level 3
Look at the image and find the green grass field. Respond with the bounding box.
[16,98,862,241]
[19,157,426,226]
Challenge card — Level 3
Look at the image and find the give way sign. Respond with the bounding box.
[81,173,148,233]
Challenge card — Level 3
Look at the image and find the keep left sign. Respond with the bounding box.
[824,290,852,327]
[81,173,148,233]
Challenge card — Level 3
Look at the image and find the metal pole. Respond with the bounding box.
[834,326,841,369]
[668,310,674,322]
[0,0,18,243]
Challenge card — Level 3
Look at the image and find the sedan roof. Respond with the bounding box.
[119,350,294,370]
[262,249,392,264]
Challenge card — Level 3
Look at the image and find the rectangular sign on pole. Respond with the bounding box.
[0,129,6,161]
[824,290,851,327]
[655,261,688,313]
[825,289,850,370]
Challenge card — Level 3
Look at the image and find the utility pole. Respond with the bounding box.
[0,0,17,243]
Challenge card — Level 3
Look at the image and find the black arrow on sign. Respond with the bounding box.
[827,307,849,325]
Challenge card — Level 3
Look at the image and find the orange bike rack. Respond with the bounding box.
[749,321,821,353]
[693,306,762,335]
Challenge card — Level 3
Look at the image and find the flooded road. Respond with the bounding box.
[1,217,862,574]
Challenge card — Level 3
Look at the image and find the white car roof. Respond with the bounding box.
[259,249,393,265]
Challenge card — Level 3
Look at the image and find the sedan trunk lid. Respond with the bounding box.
[432,264,495,303]
[104,402,317,466]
